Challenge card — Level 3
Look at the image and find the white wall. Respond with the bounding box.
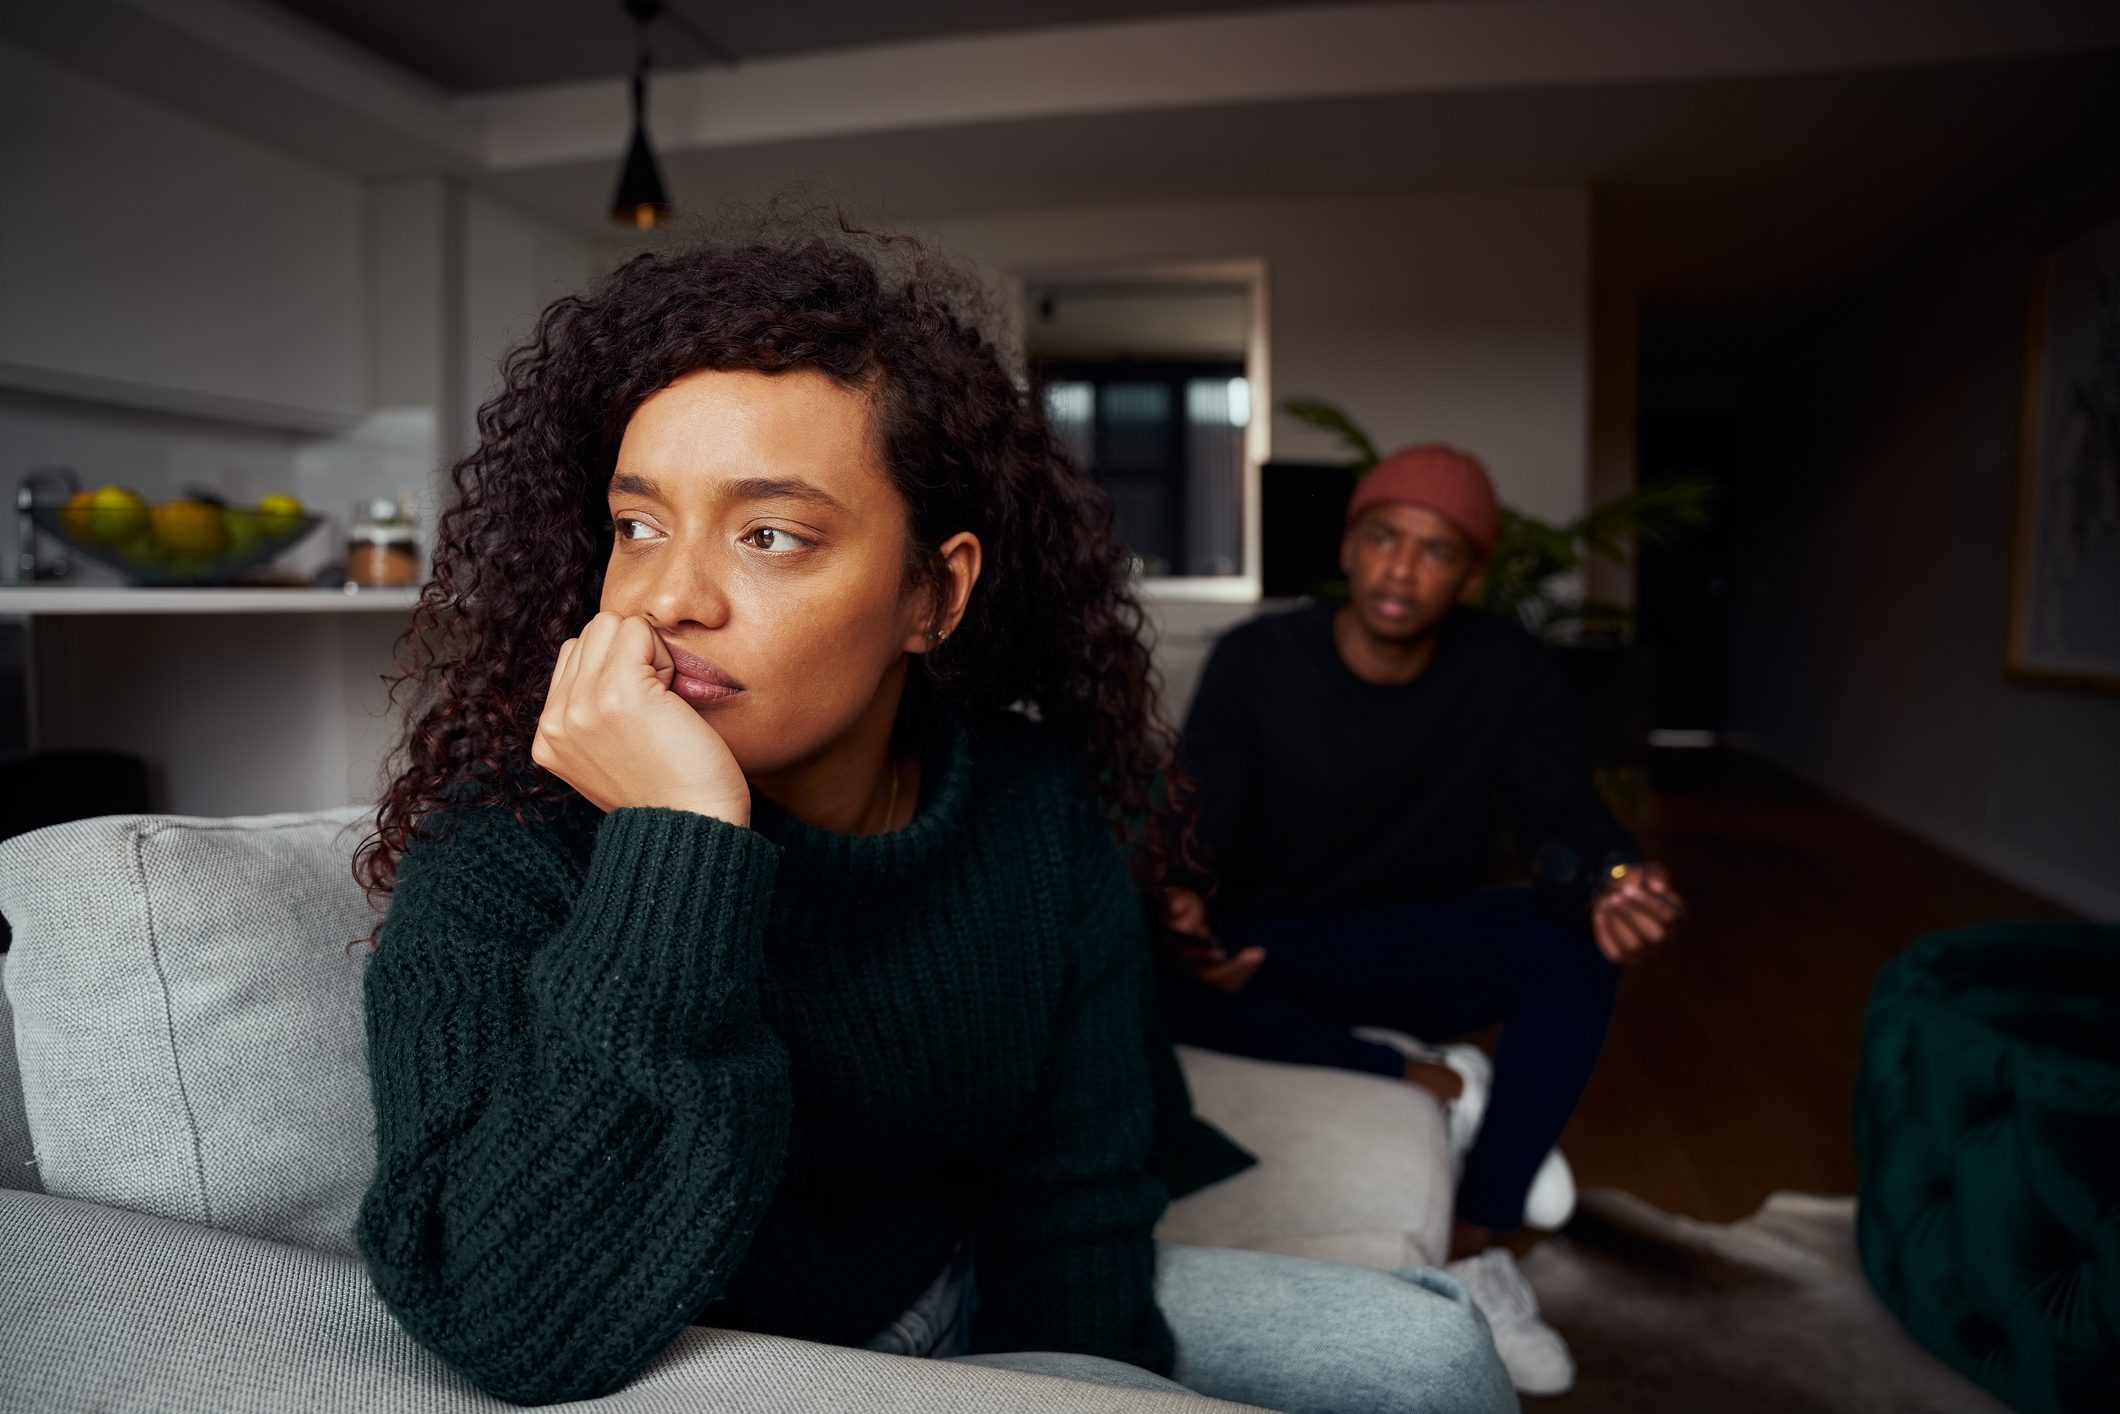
[460,190,613,454]
[925,186,1592,524]
[0,39,365,428]
[1728,154,2120,920]
[367,178,455,420]
[366,180,613,545]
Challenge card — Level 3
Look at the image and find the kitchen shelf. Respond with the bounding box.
[0,585,423,615]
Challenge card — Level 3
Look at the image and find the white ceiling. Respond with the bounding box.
[469,48,2120,313]
[6,0,2117,318]
[266,0,1373,92]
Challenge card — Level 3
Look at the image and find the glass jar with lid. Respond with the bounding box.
[347,495,421,587]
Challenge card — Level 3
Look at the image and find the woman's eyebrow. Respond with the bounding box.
[722,476,849,515]
[608,470,849,515]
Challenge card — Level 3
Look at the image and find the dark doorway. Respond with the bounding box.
[1634,323,1758,736]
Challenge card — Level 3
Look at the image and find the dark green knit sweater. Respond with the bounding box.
[355,711,1192,1405]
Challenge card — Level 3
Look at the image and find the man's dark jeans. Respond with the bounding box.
[1161,887,1622,1232]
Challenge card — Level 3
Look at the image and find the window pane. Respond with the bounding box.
[1101,383,1172,472]
[1042,381,1095,470]
[1034,367,1247,580]
[1185,378,1245,577]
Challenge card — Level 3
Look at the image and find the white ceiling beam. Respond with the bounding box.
[465,0,2120,171]
[0,0,483,176]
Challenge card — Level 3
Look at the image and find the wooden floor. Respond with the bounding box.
[1551,750,2073,1223]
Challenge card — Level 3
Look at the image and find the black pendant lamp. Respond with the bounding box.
[611,0,674,230]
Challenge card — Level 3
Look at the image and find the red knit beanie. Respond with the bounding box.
[1344,444,1498,559]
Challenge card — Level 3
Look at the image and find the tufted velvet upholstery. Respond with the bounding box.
[1854,921,2120,1414]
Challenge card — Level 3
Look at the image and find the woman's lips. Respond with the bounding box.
[663,641,745,705]
[672,673,742,704]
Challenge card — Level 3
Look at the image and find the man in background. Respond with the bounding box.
[1159,444,1686,1397]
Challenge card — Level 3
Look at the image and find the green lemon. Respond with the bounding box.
[86,486,149,545]
[224,508,263,556]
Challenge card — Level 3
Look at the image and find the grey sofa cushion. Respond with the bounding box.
[0,1187,1262,1414]
[0,806,377,1254]
[0,955,42,1193]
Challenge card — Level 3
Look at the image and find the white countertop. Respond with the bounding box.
[0,585,423,614]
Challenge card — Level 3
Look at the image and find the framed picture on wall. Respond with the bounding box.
[2009,213,2120,693]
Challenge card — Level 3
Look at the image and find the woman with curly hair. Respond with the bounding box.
[351,216,1513,1412]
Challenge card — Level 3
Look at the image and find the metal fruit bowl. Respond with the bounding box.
[28,501,321,587]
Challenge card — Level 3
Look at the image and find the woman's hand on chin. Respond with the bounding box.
[531,610,752,827]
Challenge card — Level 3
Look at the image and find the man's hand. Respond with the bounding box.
[1591,861,1685,966]
[1160,886,1266,994]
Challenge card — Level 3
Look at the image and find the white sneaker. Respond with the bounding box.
[1351,1031,1491,1159]
[1521,1147,1577,1232]
[1431,1042,1492,1165]
[1445,1248,1575,1397]
[1356,1031,1578,1231]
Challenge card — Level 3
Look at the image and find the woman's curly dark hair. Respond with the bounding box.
[353,213,1191,932]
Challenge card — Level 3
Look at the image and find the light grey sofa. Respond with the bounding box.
[0,806,1452,1413]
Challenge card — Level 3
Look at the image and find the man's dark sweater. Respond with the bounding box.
[1179,602,1635,927]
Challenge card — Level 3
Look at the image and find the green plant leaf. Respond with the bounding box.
[1573,478,1717,564]
[1281,398,1380,468]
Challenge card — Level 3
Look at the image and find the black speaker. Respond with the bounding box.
[1260,460,1360,599]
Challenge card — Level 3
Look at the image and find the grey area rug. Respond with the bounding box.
[1520,1189,2008,1414]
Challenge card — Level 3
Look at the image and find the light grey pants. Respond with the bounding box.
[868,1242,1519,1413]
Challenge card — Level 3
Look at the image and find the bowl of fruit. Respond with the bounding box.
[30,486,318,587]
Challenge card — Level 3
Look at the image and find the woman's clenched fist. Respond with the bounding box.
[531,611,751,826]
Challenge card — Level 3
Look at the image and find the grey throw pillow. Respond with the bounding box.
[0,954,43,1193]
[0,806,378,1255]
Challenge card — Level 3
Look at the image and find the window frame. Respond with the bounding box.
[1008,257,1270,605]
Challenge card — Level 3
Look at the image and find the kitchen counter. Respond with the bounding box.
[0,586,422,615]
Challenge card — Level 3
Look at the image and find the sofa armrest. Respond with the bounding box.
[1161,1045,1453,1271]
[0,1189,1257,1414]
